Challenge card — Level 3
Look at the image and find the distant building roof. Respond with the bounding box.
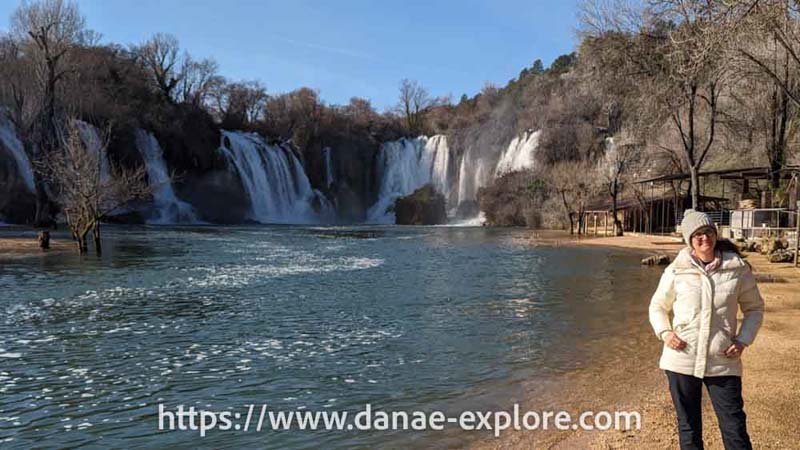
[587,193,728,211]
[634,165,800,184]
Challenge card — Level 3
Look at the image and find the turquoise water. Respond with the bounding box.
[0,226,660,448]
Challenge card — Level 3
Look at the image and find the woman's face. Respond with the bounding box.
[691,226,717,253]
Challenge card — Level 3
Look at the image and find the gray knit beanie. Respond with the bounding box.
[681,209,716,246]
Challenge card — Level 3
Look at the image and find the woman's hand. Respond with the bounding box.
[723,340,746,358]
[664,331,687,350]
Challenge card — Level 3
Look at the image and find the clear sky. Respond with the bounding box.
[0,0,581,110]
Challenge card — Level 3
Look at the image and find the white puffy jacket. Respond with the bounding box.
[649,248,764,378]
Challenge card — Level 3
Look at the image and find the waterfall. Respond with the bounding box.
[370,130,542,224]
[0,113,35,192]
[367,135,451,223]
[75,121,111,183]
[218,130,333,224]
[455,145,491,210]
[494,130,539,177]
[323,147,335,188]
[428,135,451,198]
[134,130,198,224]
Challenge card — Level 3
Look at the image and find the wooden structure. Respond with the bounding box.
[583,210,612,236]
[588,165,800,236]
[587,193,726,235]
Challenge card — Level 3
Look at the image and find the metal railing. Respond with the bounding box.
[705,209,731,226]
[729,208,798,243]
[676,209,731,226]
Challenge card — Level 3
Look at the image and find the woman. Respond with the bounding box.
[649,209,764,450]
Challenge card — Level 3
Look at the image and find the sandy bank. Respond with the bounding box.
[479,233,799,449]
[0,233,74,257]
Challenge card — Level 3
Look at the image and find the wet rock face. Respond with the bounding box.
[0,184,35,223]
[108,124,249,224]
[178,168,250,224]
[0,144,35,224]
[319,135,381,222]
[394,184,447,225]
[150,107,250,222]
[335,183,368,223]
[155,106,222,175]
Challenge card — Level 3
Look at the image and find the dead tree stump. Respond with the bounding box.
[38,230,50,250]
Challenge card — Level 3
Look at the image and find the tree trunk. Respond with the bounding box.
[93,222,102,255]
[33,176,51,227]
[770,76,789,193]
[33,122,59,228]
[560,191,574,235]
[30,125,53,227]
[74,221,94,255]
[689,166,700,210]
[76,234,88,254]
[38,230,50,250]
[611,181,623,237]
[32,57,63,227]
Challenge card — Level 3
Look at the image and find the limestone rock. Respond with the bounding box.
[394,184,447,225]
[743,240,760,253]
[642,254,671,266]
[768,250,795,263]
[760,237,787,255]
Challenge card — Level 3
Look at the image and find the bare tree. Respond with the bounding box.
[209,79,268,127]
[397,78,434,135]
[38,120,152,254]
[11,0,87,226]
[0,34,35,136]
[176,55,219,107]
[654,1,739,210]
[599,132,643,235]
[580,0,733,210]
[344,97,378,129]
[132,33,183,102]
[732,1,800,103]
[732,1,799,192]
[547,160,597,234]
[577,0,646,37]
[261,87,322,148]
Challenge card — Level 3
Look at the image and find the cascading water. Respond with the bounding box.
[367,135,451,223]
[323,147,335,188]
[135,130,198,224]
[494,129,540,176]
[370,130,541,224]
[0,112,35,192]
[75,121,111,183]
[455,145,491,211]
[428,135,451,197]
[218,131,333,224]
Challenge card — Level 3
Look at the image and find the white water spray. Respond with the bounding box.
[135,130,198,224]
[0,113,35,192]
[367,135,451,223]
[218,131,333,224]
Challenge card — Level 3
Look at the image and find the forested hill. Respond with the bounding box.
[1,0,798,228]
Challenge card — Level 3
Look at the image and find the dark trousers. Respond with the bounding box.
[665,370,752,450]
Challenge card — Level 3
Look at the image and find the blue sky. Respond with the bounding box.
[1,0,580,110]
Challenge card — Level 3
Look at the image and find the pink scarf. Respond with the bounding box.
[690,249,722,273]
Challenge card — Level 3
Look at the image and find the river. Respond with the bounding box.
[0,225,661,448]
